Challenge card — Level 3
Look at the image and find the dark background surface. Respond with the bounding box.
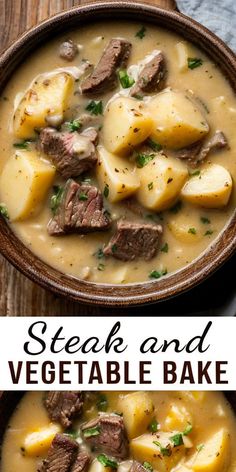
[0,0,235,316]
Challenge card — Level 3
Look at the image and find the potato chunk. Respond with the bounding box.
[136,154,188,211]
[168,215,203,244]
[149,90,209,149]
[96,146,140,203]
[189,429,230,472]
[117,392,154,439]
[131,432,185,472]
[23,423,61,456]
[102,97,153,155]
[0,150,55,221]
[89,458,113,472]
[13,72,74,138]
[165,405,192,432]
[175,42,189,72]
[181,164,232,208]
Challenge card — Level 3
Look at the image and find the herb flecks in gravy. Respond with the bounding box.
[2,391,236,472]
[0,21,235,284]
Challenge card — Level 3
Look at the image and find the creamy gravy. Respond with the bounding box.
[0,22,235,284]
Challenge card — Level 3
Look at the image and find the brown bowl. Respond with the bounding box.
[0,1,236,307]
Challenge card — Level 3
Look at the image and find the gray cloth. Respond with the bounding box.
[177,0,236,51]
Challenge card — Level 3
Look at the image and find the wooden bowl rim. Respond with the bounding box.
[0,1,236,308]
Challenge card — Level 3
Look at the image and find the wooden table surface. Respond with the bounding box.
[0,0,176,316]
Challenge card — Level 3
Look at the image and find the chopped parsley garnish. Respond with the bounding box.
[103,184,109,198]
[97,393,108,410]
[196,443,205,452]
[13,140,31,149]
[147,138,162,152]
[161,242,169,253]
[148,418,159,433]
[183,423,193,435]
[50,186,64,215]
[143,462,153,472]
[112,244,118,253]
[169,201,182,214]
[66,119,82,132]
[136,153,155,168]
[201,216,210,224]
[189,170,201,177]
[118,70,135,89]
[65,429,80,439]
[205,229,214,236]
[188,57,203,70]
[98,263,105,271]
[153,441,172,457]
[169,423,192,447]
[136,26,146,39]
[86,100,103,115]
[169,433,184,447]
[83,426,101,438]
[79,193,88,201]
[188,227,197,235]
[95,248,105,259]
[97,454,118,469]
[149,269,167,279]
[0,204,9,219]
[148,182,153,191]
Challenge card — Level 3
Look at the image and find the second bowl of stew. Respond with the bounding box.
[1,390,236,472]
[0,2,236,305]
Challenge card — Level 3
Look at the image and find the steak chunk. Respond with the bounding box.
[82,414,128,459]
[176,131,228,167]
[131,51,166,98]
[130,462,146,472]
[81,38,132,94]
[39,127,98,179]
[59,40,79,61]
[103,220,163,261]
[71,452,91,472]
[47,179,111,236]
[197,130,228,163]
[44,391,84,428]
[175,141,203,161]
[40,434,78,472]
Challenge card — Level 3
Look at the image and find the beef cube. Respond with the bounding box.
[103,220,163,261]
[130,462,146,472]
[39,127,98,179]
[59,40,78,61]
[81,38,132,94]
[40,434,78,472]
[44,391,84,428]
[47,179,111,236]
[82,414,128,459]
[174,141,203,161]
[197,130,229,163]
[71,452,91,472]
[131,51,166,98]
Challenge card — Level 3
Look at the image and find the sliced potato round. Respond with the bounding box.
[181,164,232,208]
[149,90,209,149]
[0,150,55,221]
[137,154,188,211]
[96,145,140,203]
[102,97,153,155]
